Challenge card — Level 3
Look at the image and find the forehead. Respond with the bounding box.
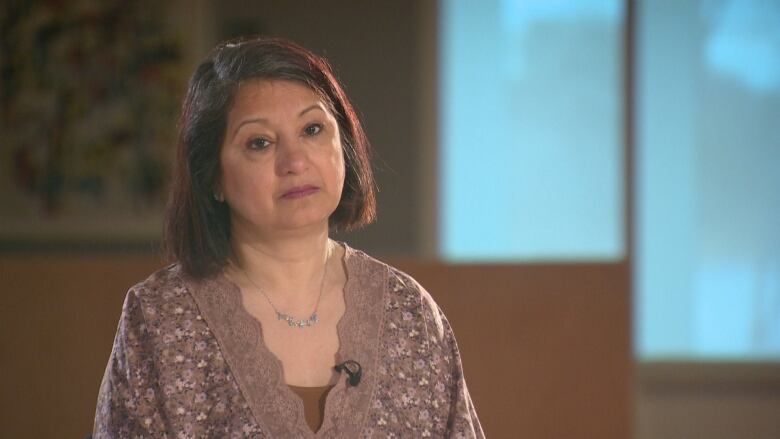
[229,79,325,118]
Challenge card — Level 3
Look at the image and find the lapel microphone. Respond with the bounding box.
[334,360,362,387]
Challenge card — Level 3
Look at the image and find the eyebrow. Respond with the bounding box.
[231,104,325,138]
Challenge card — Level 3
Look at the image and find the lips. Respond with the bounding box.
[281,185,319,199]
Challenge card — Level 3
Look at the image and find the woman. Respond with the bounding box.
[94,36,484,438]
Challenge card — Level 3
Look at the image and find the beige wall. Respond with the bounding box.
[3,1,776,438]
[636,363,780,439]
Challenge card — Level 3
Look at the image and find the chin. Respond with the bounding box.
[277,213,332,232]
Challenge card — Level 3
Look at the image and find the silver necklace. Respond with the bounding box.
[241,247,330,328]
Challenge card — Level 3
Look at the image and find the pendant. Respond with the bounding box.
[277,312,318,328]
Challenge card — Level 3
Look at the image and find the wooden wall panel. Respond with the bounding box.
[0,254,165,438]
[394,261,633,438]
[0,256,631,438]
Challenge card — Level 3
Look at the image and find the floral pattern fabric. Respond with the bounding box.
[94,244,484,438]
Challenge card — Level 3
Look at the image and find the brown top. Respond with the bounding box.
[93,243,484,438]
[288,384,335,433]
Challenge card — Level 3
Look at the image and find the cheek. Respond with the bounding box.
[332,146,346,190]
[219,156,241,194]
[221,158,272,202]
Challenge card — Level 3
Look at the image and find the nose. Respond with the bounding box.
[274,136,309,175]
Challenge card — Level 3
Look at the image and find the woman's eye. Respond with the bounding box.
[247,137,270,150]
[304,123,322,136]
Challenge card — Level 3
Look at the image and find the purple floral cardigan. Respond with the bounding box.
[94,244,484,438]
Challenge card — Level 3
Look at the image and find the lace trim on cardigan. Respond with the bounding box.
[179,242,387,438]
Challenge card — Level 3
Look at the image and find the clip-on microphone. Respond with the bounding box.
[334,360,362,386]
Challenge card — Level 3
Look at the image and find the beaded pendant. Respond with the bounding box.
[277,312,319,328]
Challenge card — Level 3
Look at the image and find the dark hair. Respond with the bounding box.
[164,36,376,278]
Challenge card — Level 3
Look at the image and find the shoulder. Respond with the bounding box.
[129,263,185,297]
[346,245,432,305]
[387,265,447,342]
[346,245,446,342]
[123,263,198,326]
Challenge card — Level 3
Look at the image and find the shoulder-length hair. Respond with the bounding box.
[164,36,377,279]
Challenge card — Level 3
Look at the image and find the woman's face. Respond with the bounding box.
[219,79,345,239]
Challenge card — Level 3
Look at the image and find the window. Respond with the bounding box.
[636,0,780,359]
[440,0,624,261]
[441,0,780,360]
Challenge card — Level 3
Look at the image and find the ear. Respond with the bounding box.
[212,183,224,202]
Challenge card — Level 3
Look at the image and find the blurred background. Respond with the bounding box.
[2,0,779,437]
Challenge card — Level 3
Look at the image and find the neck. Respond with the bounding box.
[227,225,334,304]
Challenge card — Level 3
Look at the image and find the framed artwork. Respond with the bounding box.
[0,0,185,250]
